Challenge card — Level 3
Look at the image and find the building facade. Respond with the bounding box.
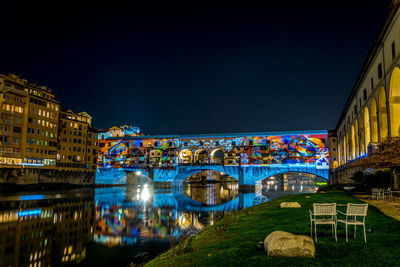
[333,0,400,183]
[57,110,99,172]
[0,74,60,169]
[0,74,99,184]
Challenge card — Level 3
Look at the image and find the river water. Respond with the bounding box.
[0,181,316,266]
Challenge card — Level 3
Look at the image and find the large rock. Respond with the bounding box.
[280,202,301,208]
[264,231,315,258]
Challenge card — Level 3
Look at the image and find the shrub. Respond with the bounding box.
[351,170,391,188]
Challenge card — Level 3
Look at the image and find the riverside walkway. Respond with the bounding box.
[355,194,400,222]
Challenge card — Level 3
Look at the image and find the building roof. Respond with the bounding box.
[102,129,328,140]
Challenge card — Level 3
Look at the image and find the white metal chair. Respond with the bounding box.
[309,203,337,242]
[337,203,368,243]
[383,188,393,201]
[371,188,381,200]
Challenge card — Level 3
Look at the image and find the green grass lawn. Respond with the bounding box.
[145,192,400,267]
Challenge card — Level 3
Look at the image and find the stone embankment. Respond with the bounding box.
[0,167,95,185]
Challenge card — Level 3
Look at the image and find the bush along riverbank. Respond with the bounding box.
[144,191,400,267]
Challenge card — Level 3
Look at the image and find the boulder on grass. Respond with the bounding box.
[280,202,301,208]
[264,231,315,258]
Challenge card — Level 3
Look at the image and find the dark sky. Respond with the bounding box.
[0,0,394,134]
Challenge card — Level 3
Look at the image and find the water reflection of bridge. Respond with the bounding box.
[153,193,254,212]
[94,187,256,212]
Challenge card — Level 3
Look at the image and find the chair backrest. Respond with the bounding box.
[372,188,380,193]
[313,203,336,216]
[346,203,368,216]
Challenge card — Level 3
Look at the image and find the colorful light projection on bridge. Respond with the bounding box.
[97,132,328,169]
[245,134,328,167]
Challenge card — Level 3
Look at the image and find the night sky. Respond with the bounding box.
[0,0,394,134]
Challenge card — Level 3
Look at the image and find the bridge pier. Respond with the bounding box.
[255,180,262,196]
[172,180,184,191]
[147,168,154,180]
[239,193,244,210]
[238,165,244,186]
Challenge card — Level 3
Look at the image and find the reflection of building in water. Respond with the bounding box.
[186,170,233,182]
[260,172,318,199]
[55,200,95,264]
[0,197,95,267]
[261,173,317,188]
[0,208,53,267]
[95,202,176,246]
[177,211,204,230]
[185,184,238,205]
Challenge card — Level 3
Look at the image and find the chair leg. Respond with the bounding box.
[314,223,317,242]
[335,223,337,242]
[354,225,356,239]
[363,224,367,243]
[310,221,313,237]
[331,224,334,237]
[345,224,348,243]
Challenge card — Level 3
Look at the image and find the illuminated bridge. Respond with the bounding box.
[96,130,329,186]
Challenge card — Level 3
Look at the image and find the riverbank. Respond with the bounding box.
[145,191,400,266]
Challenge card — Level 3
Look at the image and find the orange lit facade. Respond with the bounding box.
[0,73,98,173]
[0,74,60,168]
[56,110,99,171]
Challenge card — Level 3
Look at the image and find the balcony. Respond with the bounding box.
[3,85,29,96]
[1,109,13,115]
[0,119,12,125]
[0,151,22,157]
[0,142,11,147]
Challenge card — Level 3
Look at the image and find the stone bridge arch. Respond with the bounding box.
[244,166,329,185]
[173,165,240,181]
[100,165,329,186]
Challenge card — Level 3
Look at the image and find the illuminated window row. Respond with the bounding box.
[37,109,56,120]
[29,96,58,110]
[27,128,56,139]
[25,148,57,156]
[26,137,57,147]
[0,146,21,153]
[1,103,24,113]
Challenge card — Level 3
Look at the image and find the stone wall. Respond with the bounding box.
[0,168,95,185]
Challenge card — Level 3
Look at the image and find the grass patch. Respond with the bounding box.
[145,192,400,267]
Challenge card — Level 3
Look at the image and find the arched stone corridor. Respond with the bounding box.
[379,86,388,141]
[389,67,400,136]
[371,97,378,142]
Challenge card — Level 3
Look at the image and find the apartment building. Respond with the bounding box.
[0,74,60,168]
[0,73,99,178]
[56,109,99,171]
